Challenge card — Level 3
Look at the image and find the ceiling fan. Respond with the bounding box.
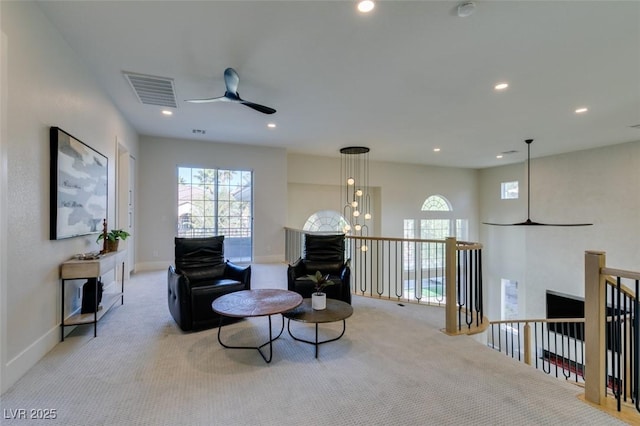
[483,139,592,227]
[185,67,276,115]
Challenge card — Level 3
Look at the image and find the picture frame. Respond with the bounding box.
[50,127,108,240]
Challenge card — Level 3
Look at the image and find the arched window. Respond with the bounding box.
[421,195,451,211]
[403,194,469,241]
[303,210,349,232]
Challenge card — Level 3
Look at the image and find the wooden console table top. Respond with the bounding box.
[60,250,126,279]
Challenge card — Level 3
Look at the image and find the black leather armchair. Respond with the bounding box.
[287,234,351,304]
[168,236,251,331]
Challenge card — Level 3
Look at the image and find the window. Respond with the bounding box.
[501,181,519,199]
[420,219,448,269]
[177,167,252,262]
[303,210,349,232]
[421,195,451,211]
[501,279,519,335]
[403,219,415,269]
[501,279,518,319]
[403,195,468,271]
[456,219,469,241]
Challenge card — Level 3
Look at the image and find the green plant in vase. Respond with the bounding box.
[96,229,131,252]
[307,271,335,295]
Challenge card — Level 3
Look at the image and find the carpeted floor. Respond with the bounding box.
[0,264,627,425]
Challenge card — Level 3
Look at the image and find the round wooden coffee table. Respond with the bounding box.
[212,289,302,363]
[283,298,353,358]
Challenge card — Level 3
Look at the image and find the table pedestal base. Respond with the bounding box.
[287,319,347,358]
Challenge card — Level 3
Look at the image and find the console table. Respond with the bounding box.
[59,250,126,341]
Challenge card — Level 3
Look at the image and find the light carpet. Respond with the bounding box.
[0,264,627,425]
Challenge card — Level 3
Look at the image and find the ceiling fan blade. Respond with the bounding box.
[187,67,275,114]
[535,222,593,227]
[185,96,227,104]
[240,100,276,115]
[224,67,240,94]
[483,220,593,226]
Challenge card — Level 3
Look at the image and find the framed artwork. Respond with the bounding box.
[50,127,108,240]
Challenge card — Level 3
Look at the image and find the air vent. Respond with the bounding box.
[192,129,206,135]
[630,124,640,130]
[501,150,519,155]
[123,71,177,108]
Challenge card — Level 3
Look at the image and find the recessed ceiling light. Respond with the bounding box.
[496,154,504,159]
[433,148,441,152]
[575,107,588,114]
[162,110,173,116]
[494,82,509,91]
[357,0,375,13]
[267,123,276,129]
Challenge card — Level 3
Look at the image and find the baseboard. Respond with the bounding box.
[252,255,285,264]
[135,261,170,272]
[2,324,60,394]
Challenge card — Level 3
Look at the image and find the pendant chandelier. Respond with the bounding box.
[340,146,372,242]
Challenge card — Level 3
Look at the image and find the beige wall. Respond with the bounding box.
[1,2,139,393]
[287,152,480,240]
[479,141,640,321]
[136,136,287,269]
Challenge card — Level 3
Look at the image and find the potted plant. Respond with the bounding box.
[96,229,131,252]
[307,271,335,310]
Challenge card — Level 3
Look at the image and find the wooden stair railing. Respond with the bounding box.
[584,250,640,416]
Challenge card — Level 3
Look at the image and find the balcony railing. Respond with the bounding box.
[584,250,640,414]
[284,228,485,334]
[488,318,586,383]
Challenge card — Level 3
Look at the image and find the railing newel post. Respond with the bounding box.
[445,237,457,334]
[524,321,532,366]
[584,250,607,406]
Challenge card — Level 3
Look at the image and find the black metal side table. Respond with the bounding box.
[283,298,353,358]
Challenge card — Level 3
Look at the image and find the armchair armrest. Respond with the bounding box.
[288,258,306,278]
[168,265,190,291]
[225,261,252,289]
[168,266,192,330]
[340,258,351,282]
[287,258,305,291]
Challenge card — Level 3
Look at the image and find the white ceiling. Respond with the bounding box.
[36,0,640,168]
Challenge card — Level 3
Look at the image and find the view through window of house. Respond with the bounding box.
[501,278,519,334]
[403,219,415,270]
[501,181,519,199]
[177,167,252,262]
[456,219,469,241]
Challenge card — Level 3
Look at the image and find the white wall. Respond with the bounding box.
[136,136,287,269]
[287,153,480,240]
[479,141,640,321]
[1,2,139,393]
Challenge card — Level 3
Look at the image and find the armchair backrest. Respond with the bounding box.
[304,233,345,261]
[303,234,345,275]
[175,236,226,281]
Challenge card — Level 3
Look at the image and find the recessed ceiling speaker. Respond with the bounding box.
[457,2,476,18]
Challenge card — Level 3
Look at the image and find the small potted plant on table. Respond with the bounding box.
[97,229,131,253]
[308,271,335,310]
